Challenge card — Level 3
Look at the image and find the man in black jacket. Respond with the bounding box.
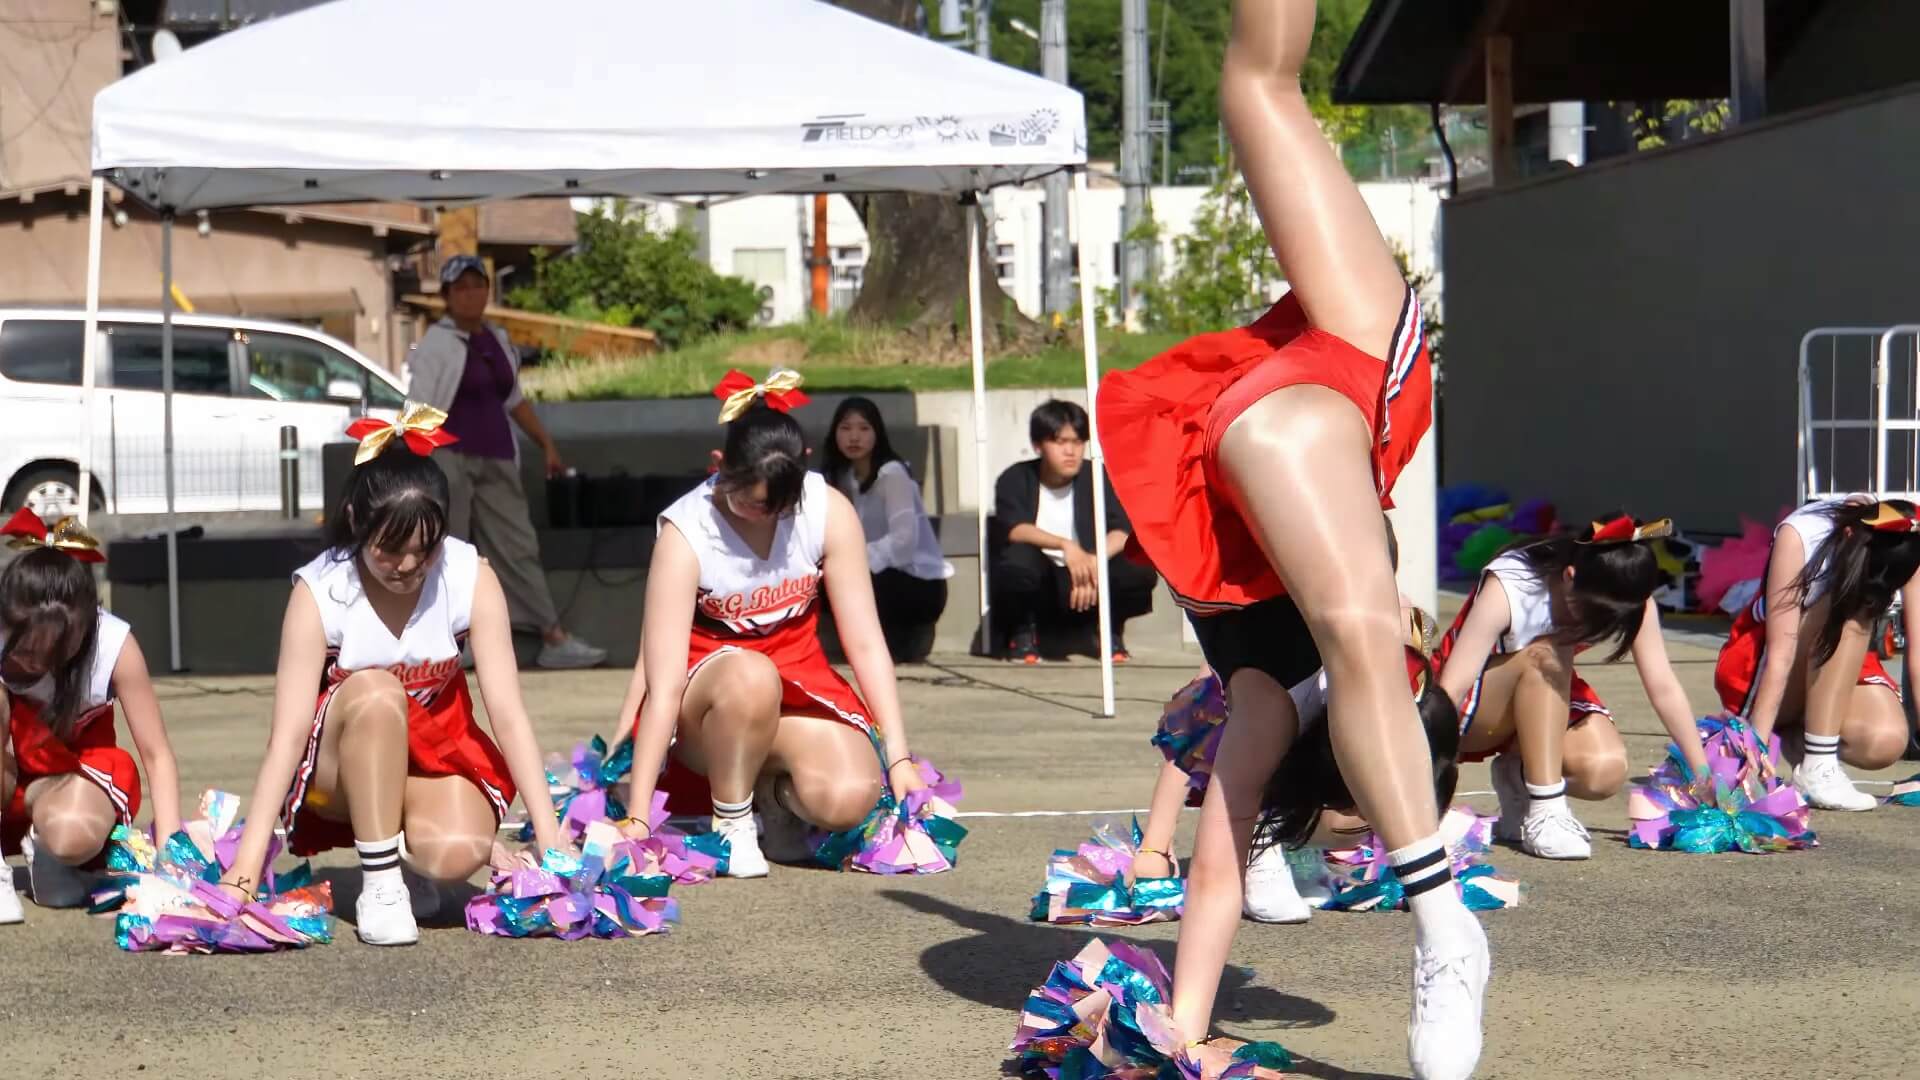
[990,400,1157,661]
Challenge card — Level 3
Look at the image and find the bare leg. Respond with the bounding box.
[766,714,885,832]
[1454,641,1575,786]
[670,651,784,806]
[24,775,116,864]
[1836,683,1908,770]
[1560,716,1629,800]
[400,775,496,882]
[1223,0,1407,356]
[1171,670,1296,1047]
[305,669,410,842]
[1803,617,1872,744]
[1135,759,1192,878]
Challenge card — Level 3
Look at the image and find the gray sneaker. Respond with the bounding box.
[536,633,606,670]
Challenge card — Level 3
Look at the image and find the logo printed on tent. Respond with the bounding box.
[989,108,1059,148]
[802,114,917,144]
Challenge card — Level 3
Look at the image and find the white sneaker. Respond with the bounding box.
[713,814,769,878]
[0,862,23,924]
[1488,753,1526,843]
[355,876,420,946]
[1519,803,1592,860]
[1242,843,1311,924]
[1792,756,1878,811]
[1408,915,1491,1080]
[23,830,93,908]
[754,781,815,865]
[536,634,607,670]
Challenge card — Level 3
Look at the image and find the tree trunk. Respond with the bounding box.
[833,0,1038,351]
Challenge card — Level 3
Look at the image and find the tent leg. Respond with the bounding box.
[77,178,105,526]
[1073,171,1115,718]
[162,213,182,673]
[967,202,992,656]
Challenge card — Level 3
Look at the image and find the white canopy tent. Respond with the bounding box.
[86,0,1122,712]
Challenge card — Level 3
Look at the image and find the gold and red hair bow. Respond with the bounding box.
[1404,607,1437,701]
[1,507,105,564]
[345,402,459,466]
[1862,502,1920,533]
[714,368,809,424]
[1582,515,1674,544]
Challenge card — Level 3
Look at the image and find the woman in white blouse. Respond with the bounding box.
[822,398,954,662]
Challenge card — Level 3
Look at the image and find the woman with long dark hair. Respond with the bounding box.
[0,511,181,922]
[820,397,952,663]
[1714,496,1920,810]
[1091,3,1483,1073]
[616,372,931,878]
[218,405,571,946]
[1434,515,1711,860]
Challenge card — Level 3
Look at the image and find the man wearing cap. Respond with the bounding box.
[408,255,606,669]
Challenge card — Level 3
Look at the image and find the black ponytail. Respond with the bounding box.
[717,402,807,517]
[1251,649,1460,854]
[1502,512,1663,663]
[1790,499,1920,665]
[0,547,101,740]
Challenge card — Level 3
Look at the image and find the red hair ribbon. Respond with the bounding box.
[345,401,459,466]
[1583,515,1673,544]
[714,368,808,424]
[1862,502,1920,533]
[2,507,105,563]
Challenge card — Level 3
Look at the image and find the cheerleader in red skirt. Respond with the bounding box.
[1433,517,1710,860]
[1714,496,1920,811]
[1095,4,1483,1075]
[0,511,182,922]
[219,406,571,946]
[616,371,927,879]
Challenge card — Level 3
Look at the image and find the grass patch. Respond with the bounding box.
[521,322,1187,402]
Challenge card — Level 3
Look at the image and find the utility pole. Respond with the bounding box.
[973,0,991,58]
[1040,0,1072,317]
[1119,0,1151,327]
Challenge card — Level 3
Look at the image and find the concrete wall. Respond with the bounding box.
[1770,1,1920,117]
[0,2,117,192]
[1439,86,1920,534]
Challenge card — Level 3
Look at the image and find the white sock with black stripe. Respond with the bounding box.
[1525,778,1569,821]
[1390,832,1472,946]
[1803,732,1841,761]
[355,832,403,890]
[711,794,754,826]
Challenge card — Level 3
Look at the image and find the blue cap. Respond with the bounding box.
[440,254,489,285]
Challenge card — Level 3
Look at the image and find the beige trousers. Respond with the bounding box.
[439,451,559,633]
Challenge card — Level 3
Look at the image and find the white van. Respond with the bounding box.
[0,308,407,518]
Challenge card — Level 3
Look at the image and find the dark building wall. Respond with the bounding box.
[1440,87,1920,532]
[1769,0,1920,116]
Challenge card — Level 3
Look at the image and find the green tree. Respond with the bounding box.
[1619,99,1731,149]
[506,203,762,350]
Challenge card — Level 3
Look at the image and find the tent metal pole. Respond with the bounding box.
[162,213,183,672]
[1073,170,1115,717]
[77,178,106,525]
[966,201,992,655]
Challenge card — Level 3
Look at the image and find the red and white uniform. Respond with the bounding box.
[1433,553,1611,761]
[282,538,514,856]
[651,472,874,812]
[1099,287,1430,613]
[2,610,139,854]
[1714,497,1899,714]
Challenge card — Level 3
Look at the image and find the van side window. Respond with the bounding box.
[366,372,405,409]
[0,320,85,385]
[243,331,372,405]
[107,324,233,394]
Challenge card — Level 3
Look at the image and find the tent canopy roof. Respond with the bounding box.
[93,0,1087,212]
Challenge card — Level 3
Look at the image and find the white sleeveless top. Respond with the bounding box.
[291,538,479,704]
[0,608,130,718]
[659,472,830,638]
[1482,552,1557,653]
[1764,495,1860,614]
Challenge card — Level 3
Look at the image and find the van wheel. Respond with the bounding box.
[3,465,105,522]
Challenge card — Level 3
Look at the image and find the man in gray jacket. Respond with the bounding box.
[409,255,605,669]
